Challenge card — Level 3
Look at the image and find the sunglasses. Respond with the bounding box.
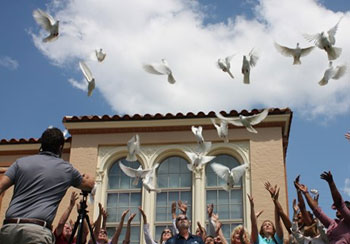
[176,216,188,221]
[162,230,172,234]
[99,230,107,235]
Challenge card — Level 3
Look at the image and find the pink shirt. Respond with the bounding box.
[313,200,350,244]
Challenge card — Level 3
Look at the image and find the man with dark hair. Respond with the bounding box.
[0,127,95,244]
[165,214,205,244]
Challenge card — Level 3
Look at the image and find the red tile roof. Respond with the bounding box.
[1,108,292,144]
[62,107,291,122]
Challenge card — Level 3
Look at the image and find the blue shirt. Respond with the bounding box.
[256,233,283,244]
[165,233,204,244]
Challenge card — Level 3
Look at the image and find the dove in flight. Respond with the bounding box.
[319,61,347,86]
[79,61,95,96]
[304,17,343,60]
[191,126,212,154]
[211,116,229,143]
[274,42,314,65]
[185,151,215,172]
[216,109,269,134]
[119,161,151,185]
[95,48,106,62]
[126,134,141,162]
[217,54,235,79]
[241,49,259,84]
[33,9,59,42]
[142,164,160,193]
[210,162,249,191]
[143,59,176,84]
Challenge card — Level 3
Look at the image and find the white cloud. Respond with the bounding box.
[0,56,19,70]
[67,78,88,93]
[31,0,350,117]
[344,178,350,196]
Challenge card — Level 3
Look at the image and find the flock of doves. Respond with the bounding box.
[33,9,347,94]
[115,109,269,192]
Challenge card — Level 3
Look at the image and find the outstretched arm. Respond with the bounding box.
[123,213,136,244]
[102,208,108,230]
[265,182,292,234]
[93,203,103,240]
[248,194,258,244]
[171,201,179,234]
[321,171,350,222]
[139,207,157,244]
[111,209,129,244]
[295,181,333,228]
[294,176,313,226]
[55,192,78,237]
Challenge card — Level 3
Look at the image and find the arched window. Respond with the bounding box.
[206,154,244,241]
[155,156,192,240]
[106,158,142,244]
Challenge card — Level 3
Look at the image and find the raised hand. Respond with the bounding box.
[292,199,299,213]
[264,181,278,199]
[320,171,333,183]
[178,200,188,214]
[70,192,79,207]
[294,175,301,189]
[247,194,254,207]
[121,209,130,219]
[128,213,136,223]
[295,182,308,193]
[138,206,147,223]
[256,210,264,219]
[207,203,214,217]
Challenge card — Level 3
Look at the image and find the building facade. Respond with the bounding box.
[0,108,292,243]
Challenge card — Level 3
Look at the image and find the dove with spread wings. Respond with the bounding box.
[210,162,249,191]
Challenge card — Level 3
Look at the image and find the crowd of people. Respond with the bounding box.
[0,127,349,244]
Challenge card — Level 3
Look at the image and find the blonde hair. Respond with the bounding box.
[231,225,250,244]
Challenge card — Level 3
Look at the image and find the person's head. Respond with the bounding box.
[62,222,73,239]
[231,225,250,244]
[205,235,215,244]
[176,214,190,231]
[97,228,109,243]
[160,228,173,243]
[259,220,276,238]
[332,201,350,219]
[295,212,304,226]
[40,127,65,156]
[214,235,223,244]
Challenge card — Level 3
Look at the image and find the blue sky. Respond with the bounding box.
[0,0,349,220]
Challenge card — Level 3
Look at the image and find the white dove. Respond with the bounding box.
[241,49,259,84]
[211,117,229,143]
[142,164,160,193]
[79,61,95,96]
[185,151,215,172]
[143,59,176,84]
[217,55,235,79]
[210,162,249,191]
[119,161,151,185]
[126,134,140,162]
[191,126,212,154]
[319,61,347,86]
[304,17,343,60]
[32,9,59,42]
[216,109,269,134]
[95,48,106,62]
[274,42,314,65]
